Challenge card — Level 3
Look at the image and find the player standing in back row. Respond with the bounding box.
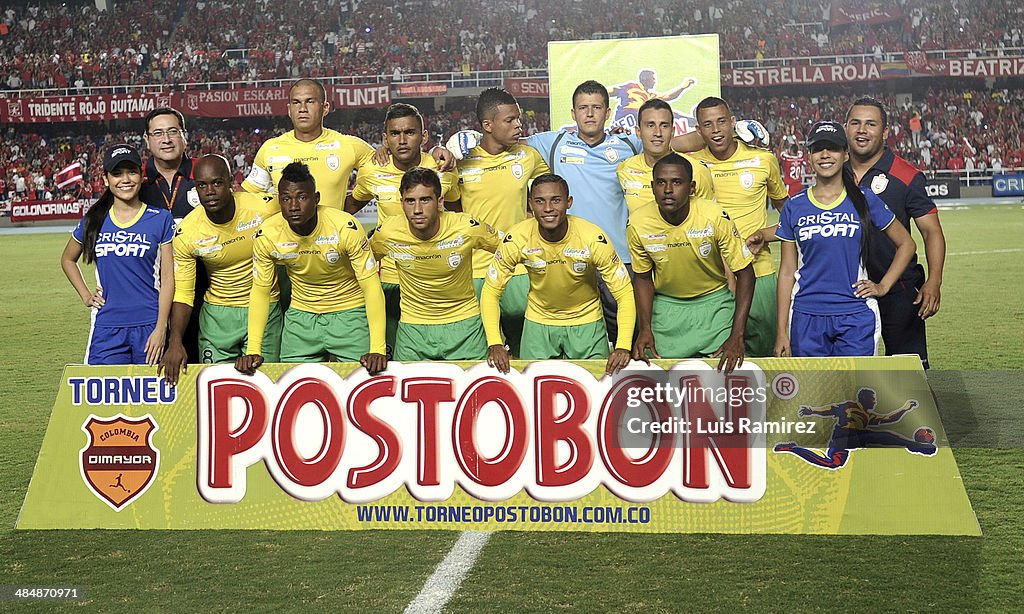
[689,97,789,357]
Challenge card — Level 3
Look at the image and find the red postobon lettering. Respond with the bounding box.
[196,362,768,505]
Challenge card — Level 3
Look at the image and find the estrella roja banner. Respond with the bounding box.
[18,357,979,534]
[547,35,721,135]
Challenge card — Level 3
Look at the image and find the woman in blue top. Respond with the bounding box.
[61,145,175,365]
[751,121,915,357]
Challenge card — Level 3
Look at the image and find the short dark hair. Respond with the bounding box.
[476,88,518,123]
[637,98,673,124]
[695,96,731,120]
[279,161,316,190]
[400,167,442,198]
[653,152,693,182]
[529,174,570,198]
[572,80,609,107]
[385,103,424,131]
[847,96,889,127]
[289,78,327,104]
[145,107,185,133]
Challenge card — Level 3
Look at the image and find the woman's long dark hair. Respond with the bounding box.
[80,188,115,264]
[840,164,872,264]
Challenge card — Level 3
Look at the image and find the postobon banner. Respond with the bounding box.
[547,35,721,135]
[19,357,979,535]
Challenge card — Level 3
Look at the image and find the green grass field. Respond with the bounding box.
[1,204,1022,611]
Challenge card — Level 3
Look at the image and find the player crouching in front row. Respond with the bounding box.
[482,174,635,376]
[628,153,755,373]
[370,167,501,361]
[235,162,387,376]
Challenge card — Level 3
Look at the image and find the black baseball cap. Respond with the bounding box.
[805,121,848,149]
[103,144,143,172]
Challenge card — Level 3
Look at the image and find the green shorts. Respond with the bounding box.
[652,289,733,358]
[280,306,369,363]
[199,302,282,363]
[746,273,778,357]
[395,315,488,361]
[474,274,528,356]
[383,282,401,355]
[520,318,609,360]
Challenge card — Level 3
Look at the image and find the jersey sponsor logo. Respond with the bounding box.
[267,155,292,165]
[733,156,762,169]
[560,156,585,165]
[699,240,713,258]
[391,251,415,261]
[236,217,262,232]
[572,261,588,274]
[798,223,859,241]
[270,250,299,261]
[740,170,755,189]
[687,224,715,238]
[375,185,398,195]
[644,243,668,252]
[95,231,153,257]
[563,247,590,259]
[604,147,619,163]
[436,236,465,250]
[511,163,524,179]
[644,233,667,240]
[523,246,541,255]
[459,167,485,176]
[372,173,397,180]
[194,244,223,257]
[315,140,341,151]
[315,233,339,245]
[326,153,341,171]
[623,179,645,189]
[560,145,588,156]
[870,174,889,194]
[194,235,218,246]
[447,251,463,269]
[325,248,340,264]
[525,258,547,270]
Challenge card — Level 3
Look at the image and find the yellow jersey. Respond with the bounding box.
[457,143,549,277]
[689,141,788,276]
[172,192,280,307]
[483,216,635,349]
[627,198,753,299]
[351,153,461,284]
[617,152,716,213]
[242,128,374,209]
[370,212,501,324]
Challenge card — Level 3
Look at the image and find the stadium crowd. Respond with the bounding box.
[2,0,1023,90]
[1,85,1017,206]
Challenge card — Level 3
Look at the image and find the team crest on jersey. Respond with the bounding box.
[698,240,713,258]
[740,170,755,190]
[326,153,341,171]
[572,261,588,274]
[511,163,524,179]
[871,174,889,194]
[186,188,201,208]
[80,414,160,511]
[604,147,618,163]
[325,248,340,264]
[447,251,462,269]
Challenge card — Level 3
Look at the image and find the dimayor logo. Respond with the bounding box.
[79,414,160,510]
[773,387,937,470]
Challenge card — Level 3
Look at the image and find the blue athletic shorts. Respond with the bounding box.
[86,323,157,365]
[790,307,879,357]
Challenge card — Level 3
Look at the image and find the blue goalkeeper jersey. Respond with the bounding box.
[527,129,641,262]
[73,205,175,327]
[776,187,896,315]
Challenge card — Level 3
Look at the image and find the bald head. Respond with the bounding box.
[193,154,235,220]
[194,154,232,178]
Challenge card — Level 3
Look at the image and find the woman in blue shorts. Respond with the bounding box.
[767,121,915,357]
[60,145,175,365]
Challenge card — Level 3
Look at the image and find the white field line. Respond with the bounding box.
[405,531,491,613]
[945,248,1023,257]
